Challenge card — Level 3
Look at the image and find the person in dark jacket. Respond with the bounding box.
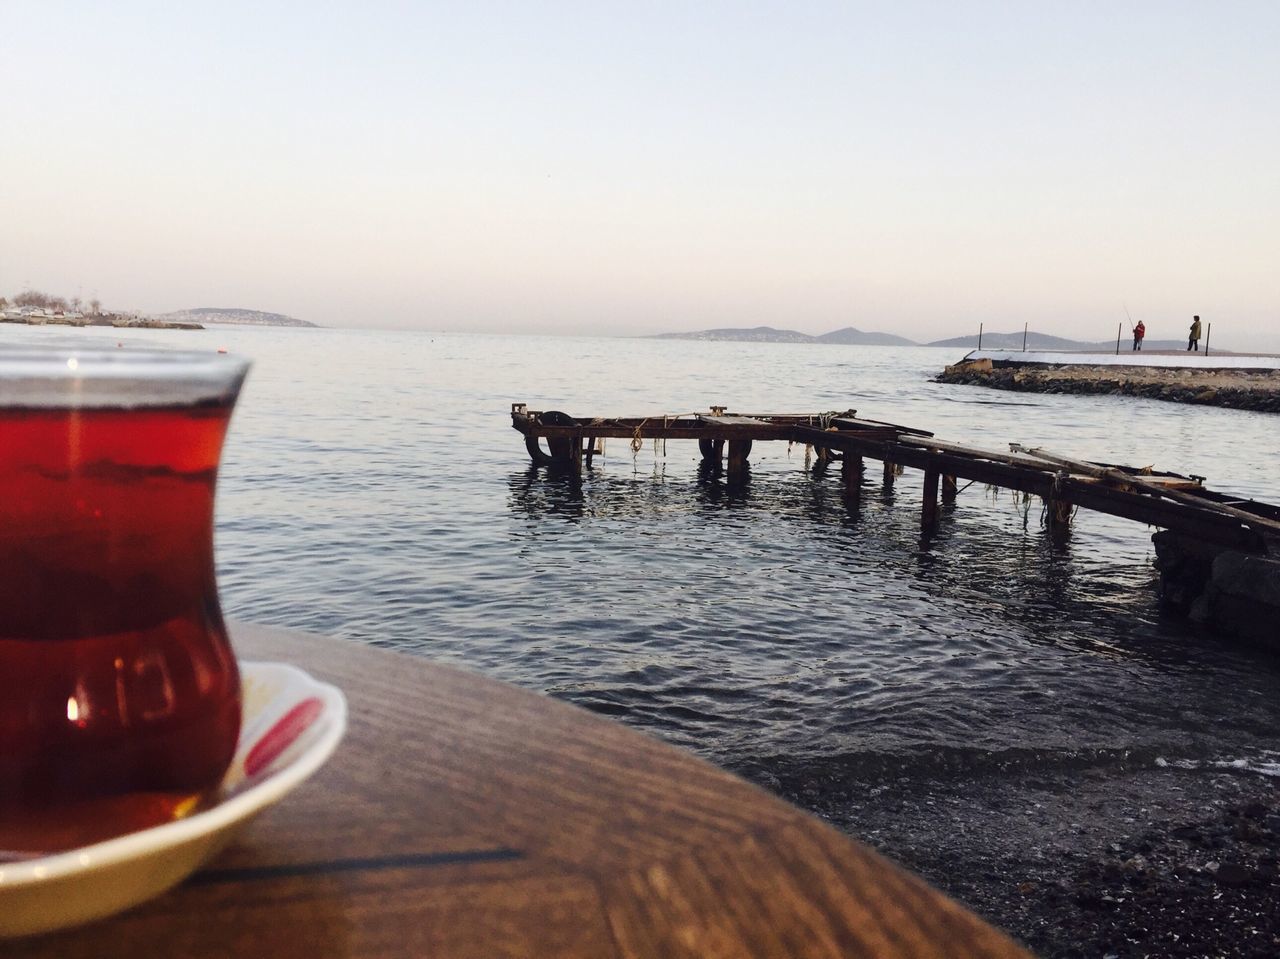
[1187,315,1202,351]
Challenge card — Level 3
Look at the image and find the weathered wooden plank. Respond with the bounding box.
[518,424,794,441]
[1057,478,1265,550]
[698,415,774,427]
[1014,445,1280,537]
[897,435,1062,471]
[832,417,933,438]
[796,430,1267,551]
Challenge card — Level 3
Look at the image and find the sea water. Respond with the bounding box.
[8,324,1280,785]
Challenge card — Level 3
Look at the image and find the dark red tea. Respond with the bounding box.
[0,402,241,854]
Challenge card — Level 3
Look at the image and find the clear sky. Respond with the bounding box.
[3,2,1278,346]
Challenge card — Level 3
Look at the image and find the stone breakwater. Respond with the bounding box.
[937,358,1280,413]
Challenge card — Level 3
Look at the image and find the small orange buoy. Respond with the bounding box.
[217,347,228,354]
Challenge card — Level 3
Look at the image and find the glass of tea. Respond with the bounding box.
[0,348,250,856]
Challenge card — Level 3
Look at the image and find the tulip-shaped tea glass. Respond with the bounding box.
[0,348,250,856]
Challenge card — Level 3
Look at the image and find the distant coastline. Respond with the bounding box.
[1,292,316,331]
[1,310,202,330]
[649,325,1231,352]
[158,308,318,328]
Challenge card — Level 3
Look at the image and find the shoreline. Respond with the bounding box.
[936,358,1280,413]
[0,315,203,330]
[735,755,1280,957]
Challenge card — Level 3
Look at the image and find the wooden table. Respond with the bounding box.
[9,623,1029,958]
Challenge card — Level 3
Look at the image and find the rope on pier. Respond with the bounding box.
[629,412,699,455]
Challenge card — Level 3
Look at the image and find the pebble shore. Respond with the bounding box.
[737,756,1280,958]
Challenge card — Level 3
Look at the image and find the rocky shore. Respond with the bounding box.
[737,756,1280,957]
[937,359,1280,414]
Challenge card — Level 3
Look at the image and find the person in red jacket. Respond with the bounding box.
[1132,320,1145,351]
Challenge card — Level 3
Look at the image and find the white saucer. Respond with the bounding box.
[0,661,347,938]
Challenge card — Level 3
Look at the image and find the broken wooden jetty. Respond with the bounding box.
[513,403,1280,645]
[510,403,1280,556]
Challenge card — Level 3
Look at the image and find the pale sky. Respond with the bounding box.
[3,2,1278,346]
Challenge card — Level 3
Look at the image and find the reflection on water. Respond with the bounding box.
[508,467,584,520]
[8,324,1279,786]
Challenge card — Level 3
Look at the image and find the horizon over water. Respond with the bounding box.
[8,324,1280,788]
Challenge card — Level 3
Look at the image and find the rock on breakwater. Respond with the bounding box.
[936,359,1280,413]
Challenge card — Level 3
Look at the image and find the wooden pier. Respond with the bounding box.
[510,403,1280,555]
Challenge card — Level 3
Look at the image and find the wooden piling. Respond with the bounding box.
[570,434,583,477]
[942,474,958,503]
[923,469,940,530]
[883,460,895,490]
[1047,493,1073,533]
[843,454,862,494]
[727,439,749,480]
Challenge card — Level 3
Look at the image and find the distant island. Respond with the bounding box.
[650,326,1201,351]
[159,308,318,328]
[651,325,914,346]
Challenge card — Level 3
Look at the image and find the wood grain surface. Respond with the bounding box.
[7,623,1031,958]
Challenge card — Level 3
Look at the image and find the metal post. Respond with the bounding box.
[978,323,983,351]
[1115,322,1122,355]
[1022,322,1028,352]
[1204,323,1211,356]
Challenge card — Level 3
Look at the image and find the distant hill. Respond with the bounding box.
[928,331,1192,351]
[160,308,318,328]
[648,326,1224,351]
[816,326,917,346]
[928,332,1085,350]
[651,326,815,343]
[650,325,916,345]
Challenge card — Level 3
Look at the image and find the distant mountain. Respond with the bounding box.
[928,332,1088,350]
[816,327,917,346]
[650,325,917,345]
[928,331,1196,351]
[650,326,815,343]
[648,326,1222,352]
[160,308,318,328]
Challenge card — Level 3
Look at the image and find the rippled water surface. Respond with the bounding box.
[14,325,1280,780]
